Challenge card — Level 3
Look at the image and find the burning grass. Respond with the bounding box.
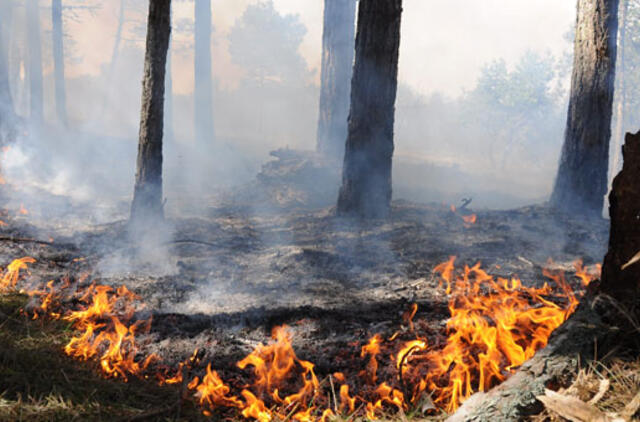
[0,293,206,422]
[0,252,603,421]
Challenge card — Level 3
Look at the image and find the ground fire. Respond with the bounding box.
[0,253,598,420]
[2,0,640,421]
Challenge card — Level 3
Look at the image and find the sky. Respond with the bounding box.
[63,0,577,98]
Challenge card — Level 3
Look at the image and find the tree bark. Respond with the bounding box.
[550,0,618,216]
[194,0,214,145]
[336,0,402,219]
[130,0,171,224]
[51,0,67,127]
[26,0,43,123]
[316,0,357,161]
[609,0,627,188]
[600,130,640,306]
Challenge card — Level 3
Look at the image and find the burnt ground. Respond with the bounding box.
[0,199,610,416]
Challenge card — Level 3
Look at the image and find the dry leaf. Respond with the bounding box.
[537,389,613,422]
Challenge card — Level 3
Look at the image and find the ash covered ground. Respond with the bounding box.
[0,189,609,379]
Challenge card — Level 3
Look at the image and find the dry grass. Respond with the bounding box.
[0,293,208,422]
[531,357,640,422]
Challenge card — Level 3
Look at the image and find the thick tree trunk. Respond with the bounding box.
[600,130,640,307]
[130,0,171,224]
[609,0,627,188]
[336,0,402,219]
[51,0,67,127]
[316,0,357,161]
[550,0,618,215]
[26,0,43,123]
[194,0,214,145]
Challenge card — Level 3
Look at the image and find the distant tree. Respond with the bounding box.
[194,0,213,144]
[316,0,357,161]
[130,0,171,224]
[229,1,309,85]
[0,0,15,134]
[336,0,402,218]
[51,0,67,127]
[550,0,619,215]
[463,52,565,170]
[26,0,43,123]
[101,0,126,116]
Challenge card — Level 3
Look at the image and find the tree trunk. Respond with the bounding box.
[550,0,618,215]
[600,130,640,306]
[194,0,214,145]
[316,0,357,161]
[336,0,402,219]
[609,0,627,188]
[26,0,43,123]
[130,0,171,224]
[0,0,15,133]
[51,0,67,127]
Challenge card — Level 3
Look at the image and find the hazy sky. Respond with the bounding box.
[65,0,576,98]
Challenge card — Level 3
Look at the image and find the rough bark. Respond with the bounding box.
[130,0,171,224]
[336,0,402,219]
[51,0,68,127]
[26,0,43,123]
[609,0,627,187]
[316,0,357,161]
[194,0,214,145]
[550,0,618,215]
[600,130,640,307]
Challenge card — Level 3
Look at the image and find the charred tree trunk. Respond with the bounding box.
[26,0,43,123]
[336,0,402,219]
[600,130,640,307]
[610,0,628,187]
[51,0,67,127]
[130,0,171,224]
[550,0,618,215]
[194,0,214,145]
[316,0,357,161]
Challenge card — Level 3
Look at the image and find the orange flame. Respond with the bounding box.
[0,257,35,291]
[1,254,599,420]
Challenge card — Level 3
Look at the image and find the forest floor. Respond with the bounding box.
[1,196,630,421]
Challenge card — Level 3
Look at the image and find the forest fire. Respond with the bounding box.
[0,252,598,420]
